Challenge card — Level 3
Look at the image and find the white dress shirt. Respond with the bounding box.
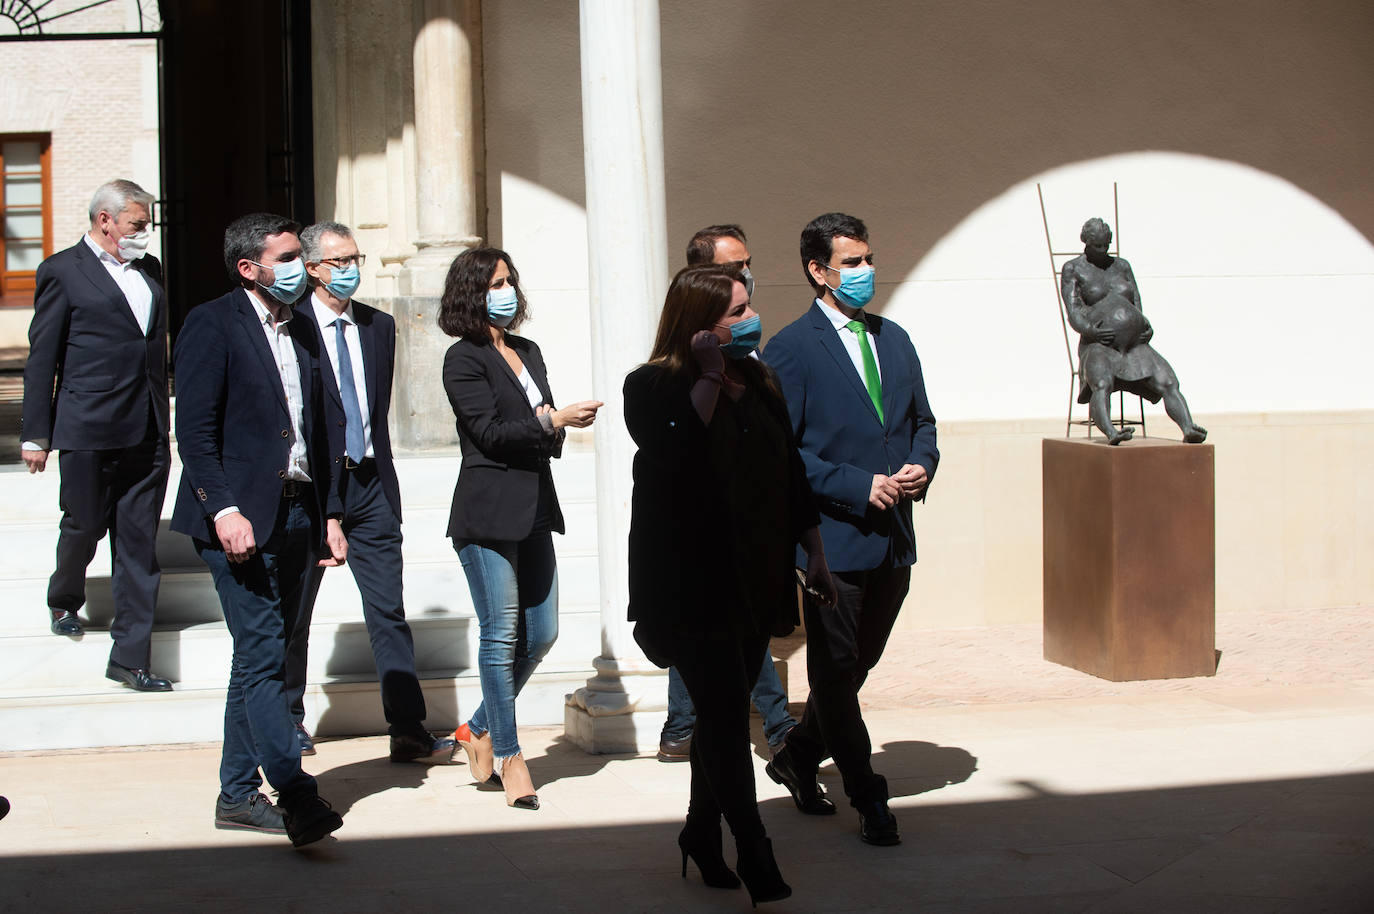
[83,233,153,335]
[816,297,882,384]
[310,292,373,458]
[213,290,312,522]
[22,237,154,452]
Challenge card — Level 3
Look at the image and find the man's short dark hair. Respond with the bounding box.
[800,212,868,290]
[223,213,301,284]
[686,224,747,266]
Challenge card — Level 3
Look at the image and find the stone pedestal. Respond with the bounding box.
[1042,437,1216,681]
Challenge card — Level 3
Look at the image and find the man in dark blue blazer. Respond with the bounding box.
[763,212,939,847]
[285,220,455,764]
[21,179,172,691]
[170,213,345,847]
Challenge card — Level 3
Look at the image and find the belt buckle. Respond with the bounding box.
[282,480,300,498]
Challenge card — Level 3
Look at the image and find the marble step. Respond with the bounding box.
[0,666,593,752]
[0,602,602,692]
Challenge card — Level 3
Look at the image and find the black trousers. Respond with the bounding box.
[286,462,428,735]
[49,429,170,669]
[675,630,770,844]
[784,559,910,808]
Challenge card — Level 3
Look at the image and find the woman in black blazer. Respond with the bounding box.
[438,248,601,810]
[625,264,835,906]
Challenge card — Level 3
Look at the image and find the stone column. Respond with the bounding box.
[393,0,484,448]
[563,0,670,754]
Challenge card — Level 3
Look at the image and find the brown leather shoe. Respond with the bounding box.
[657,735,691,763]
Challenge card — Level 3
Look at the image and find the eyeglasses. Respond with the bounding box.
[320,254,366,268]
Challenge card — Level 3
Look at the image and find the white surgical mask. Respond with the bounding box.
[117,229,151,261]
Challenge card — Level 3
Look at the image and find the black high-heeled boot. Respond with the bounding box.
[678,821,741,889]
[735,835,791,907]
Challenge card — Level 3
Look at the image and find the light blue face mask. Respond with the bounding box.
[740,265,756,298]
[825,263,875,309]
[487,285,519,327]
[253,257,308,304]
[323,263,360,300]
[719,313,762,359]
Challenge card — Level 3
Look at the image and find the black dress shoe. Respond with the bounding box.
[857,799,901,846]
[49,610,83,636]
[296,723,316,757]
[282,795,342,847]
[765,745,836,815]
[105,659,172,692]
[389,730,457,764]
[657,735,692,763]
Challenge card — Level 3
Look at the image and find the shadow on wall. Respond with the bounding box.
[477,0,1372,338]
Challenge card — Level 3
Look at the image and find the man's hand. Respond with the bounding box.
[892,463,929,499]
[215,512,257,564]
[869,474,901,510]
[317,517,348,567]
[803,551,838,608]
[22,449,49,474]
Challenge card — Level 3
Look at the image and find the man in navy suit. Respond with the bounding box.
[285,220,455,764]
[170,213,345,847]
[763,212,939,847]
[21,179,172,691]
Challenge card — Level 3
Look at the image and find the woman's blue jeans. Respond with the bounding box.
[455,533,559,758]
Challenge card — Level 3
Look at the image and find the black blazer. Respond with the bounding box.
[442,334,565,541]
[292,299,403,522]
[169,288,336,550]
[21,238,169,450]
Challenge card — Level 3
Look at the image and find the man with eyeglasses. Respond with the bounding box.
[284,221,456,765]
[762,212,939,847]
[171,213,346,846]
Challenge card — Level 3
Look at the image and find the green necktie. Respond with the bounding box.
[846,319,883,422]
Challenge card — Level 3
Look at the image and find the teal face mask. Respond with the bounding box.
[825,263,875,309]
[719,313,761,359]
[253,257,308,304]
[323,263,360,300]
[487,285,518,327]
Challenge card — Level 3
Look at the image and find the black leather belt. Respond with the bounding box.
[282,479,311,498]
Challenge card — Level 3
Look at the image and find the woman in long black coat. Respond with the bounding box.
[625,263,835,906]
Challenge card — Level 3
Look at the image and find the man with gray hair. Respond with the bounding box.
[285,221,456,764]
[21,179,172,691]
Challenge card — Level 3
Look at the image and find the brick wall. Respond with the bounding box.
[0,34,160,256]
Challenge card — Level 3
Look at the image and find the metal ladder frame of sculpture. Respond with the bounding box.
[1038,184,1206,445]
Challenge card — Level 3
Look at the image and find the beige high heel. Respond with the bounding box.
[498,753,539,810]
[453,723,500,787]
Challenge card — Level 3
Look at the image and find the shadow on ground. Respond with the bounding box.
[3,770,1371,912]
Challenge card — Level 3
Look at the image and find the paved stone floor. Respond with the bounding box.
[2,607,1372,913]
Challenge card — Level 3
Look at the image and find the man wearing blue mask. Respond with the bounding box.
[656,224,799,764]
[171,213,346,846]
[763,212,939,847]
[286,221,456,764]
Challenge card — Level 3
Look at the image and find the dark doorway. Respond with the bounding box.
[159,0,314,340]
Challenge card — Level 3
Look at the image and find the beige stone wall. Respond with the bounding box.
[903,411,1374,630]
